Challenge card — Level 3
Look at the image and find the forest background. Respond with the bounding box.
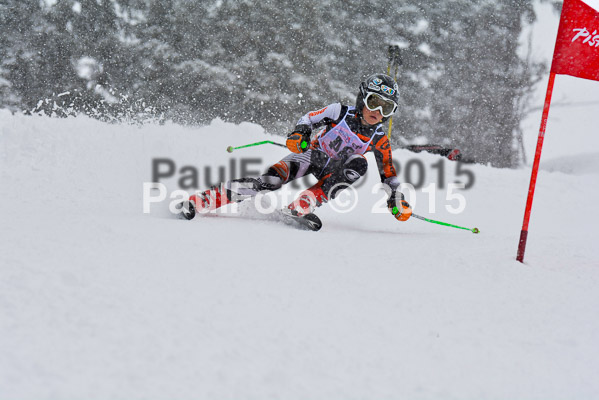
[0,0,563,167]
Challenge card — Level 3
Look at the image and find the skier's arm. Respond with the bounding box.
[295,103,342,131]
[286,104,342,153]
[373,134,399,189]
[372,135,412,221]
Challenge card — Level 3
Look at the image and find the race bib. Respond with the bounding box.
[318,119,371,160]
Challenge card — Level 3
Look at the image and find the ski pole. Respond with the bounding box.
[412,213,480,234]
[386,45,402,140]
[226,140,286,153]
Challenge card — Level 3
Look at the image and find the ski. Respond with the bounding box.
[275,209,322,231]
[177,199,196,220]
[175,200,322,231]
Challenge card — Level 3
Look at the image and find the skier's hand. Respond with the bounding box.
[387,192,412,221]
[286,127,311,153]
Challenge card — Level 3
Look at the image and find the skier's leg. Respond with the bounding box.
[188,150,313,212]
[320,154,368,199]
[287,154,368,216]
[266,150,313,187]
[188,178,264,212]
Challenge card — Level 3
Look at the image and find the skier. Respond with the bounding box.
[180,73,412,225]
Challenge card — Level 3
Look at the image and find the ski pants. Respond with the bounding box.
[225,149,368,201]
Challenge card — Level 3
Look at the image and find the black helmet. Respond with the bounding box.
[355,73,399,122]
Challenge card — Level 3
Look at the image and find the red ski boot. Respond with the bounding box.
[180,185,234,220]
[287,184,328,216]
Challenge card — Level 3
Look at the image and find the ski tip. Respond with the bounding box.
[278,209,322,231]
[472,227,480,234]
[226,146,234,153]
[176,200,196,220]
[303,213,323,231]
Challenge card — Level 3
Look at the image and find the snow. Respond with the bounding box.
[1,110,598,399]
[583,0,599,10]
[75,57,101,81]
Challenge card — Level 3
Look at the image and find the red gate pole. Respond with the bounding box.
[517,72,557,263]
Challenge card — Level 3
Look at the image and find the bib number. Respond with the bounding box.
[319,119,369,160]
[329,136,356,158]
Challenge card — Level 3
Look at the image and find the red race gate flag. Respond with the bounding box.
[551,0,599,80]
[517,0,599,263]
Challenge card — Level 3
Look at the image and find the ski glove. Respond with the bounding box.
[387,191,412,222]
[286,125,311,153]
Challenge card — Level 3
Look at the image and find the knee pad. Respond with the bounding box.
[342,154,368,182]
[320,155,368,200]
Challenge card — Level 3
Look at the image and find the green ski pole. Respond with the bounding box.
[412,213,480,234]
[226,140,286,153]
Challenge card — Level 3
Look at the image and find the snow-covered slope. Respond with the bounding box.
[1,111,598,399]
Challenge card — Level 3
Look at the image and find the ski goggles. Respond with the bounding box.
[364,92,397,117]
